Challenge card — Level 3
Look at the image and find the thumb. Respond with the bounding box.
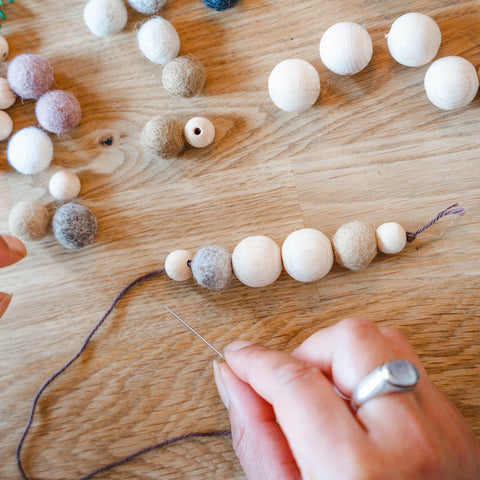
[0,234,27,268]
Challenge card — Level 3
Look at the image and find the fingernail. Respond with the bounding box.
[0,293,12,317]
[0,234,27,258]
[213,360,230,410]
[224,340,252,353]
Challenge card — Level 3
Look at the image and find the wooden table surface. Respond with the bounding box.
[1,0,479,478]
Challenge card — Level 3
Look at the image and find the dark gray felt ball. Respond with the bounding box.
[52,203,97,250]
[191,245,233,290]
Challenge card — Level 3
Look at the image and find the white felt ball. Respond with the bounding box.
[0,35,9,62]
[320,22,373,75]
[184,117,215,148]
[0,110,13,141]
[268,59,321,113]
[282,228,334,282]
[49,170,81,201]
[7,127,53,175]
[137,17,180,65]
[232,235,282,288]
[127,0,166,15]
[424,56,479,110]
[165,249,193,281]
[0,78,16,109]
[387,13,441,67]
[84,0,128,37]
[375,222,406,254]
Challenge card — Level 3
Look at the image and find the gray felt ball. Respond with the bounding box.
[52,203,98,250]
[191,245,233,290]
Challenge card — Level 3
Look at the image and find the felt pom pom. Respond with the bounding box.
[7,54,54,99]
[191,245,233,290]
[202,0,239,11]
[9,201,50,241]
[49,170,81,201]
[162,56,206,97]
[83,0,128,37]
[0,35,9,62]
[0,77,17,109]
[137,17,180,65]
[332,221,377,271]
[35,90,82,135]
[52,203,98,250]
[7,127,53,175]
[376,222,406,254]
[141,116,185,159]
[126,0,166,14]
[0,110,13,141]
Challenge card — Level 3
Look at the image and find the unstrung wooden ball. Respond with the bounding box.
[268,59,320,113]
[332,221,377,271]
[320,22,373,75]
[162,56,206,97]
[83,0,128,37]
[424,56,479,110]
[9,201,50,241]
[49,170,81,201]
[191,245,232,290]
[232,235,282,288]
[282,228,333,282]
[184,117,215,148]
[376,222,406,254]
[141,116,185,159]
[0,35,9,62]
[165,250,193,281]
[137,17,180,65]
[0,110,13,141]
[0,78,17,109]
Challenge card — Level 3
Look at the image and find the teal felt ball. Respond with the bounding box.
[202,0,239,11]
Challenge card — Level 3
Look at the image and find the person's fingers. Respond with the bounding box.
[0,292,12,318]
[0,234,27,267]
[213,360,301,480]
[223,342,367,478]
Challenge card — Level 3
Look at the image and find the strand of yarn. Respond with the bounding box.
[406,203,465,242]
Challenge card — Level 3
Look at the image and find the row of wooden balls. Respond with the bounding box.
[269,12,479,113]
[164,221,407,290]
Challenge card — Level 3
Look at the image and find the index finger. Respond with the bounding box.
[0,234,27,267]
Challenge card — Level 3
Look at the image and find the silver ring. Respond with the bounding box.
[350,360,419,410]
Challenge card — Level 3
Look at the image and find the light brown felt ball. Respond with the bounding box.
[162,56,206,97]
[9,201,50,241]
[141,116,185,159]
[331,221,377,271]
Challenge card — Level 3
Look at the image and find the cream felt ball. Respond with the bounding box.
[0,78,17,109]
[320,22,373,75]
[0,35,9,62]
[141,116,185,159]
[35,90,82,135]
[0,110,13,141]
[191,246,233,290]
[387,13,441,67]
[162,56,206,97]
[424,56,479,110]
[9,201,50,241]
[127,0,166,14]
[137,17,180,65]
[7,54,54,99]
[84,0,128,37]
[268,59,321,113]
[7,127,53,175]
[375,222,406,254]
[49,170,81,201]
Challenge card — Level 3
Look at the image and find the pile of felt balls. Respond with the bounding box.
[269,13,480,113]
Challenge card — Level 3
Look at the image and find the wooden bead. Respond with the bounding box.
[320,22,373,75]
[268,59,320,113]
[232,235,282,288]
[282,228,333,282]
[184,117,215,148]
[0,110,13,141]
[376,222,406,254]
[387,13,441,67]
[0,78,16,109]
[332,221,377,271]
[424,56,479,110]
[165,250,193,281]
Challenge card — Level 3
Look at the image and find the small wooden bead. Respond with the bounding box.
[184,117,215,148]
[376,222,406,254]
[165,249,193,281]
[232,235,282,288]
[0,35,9,62]
[320,22,373,75]
[49,170,81,201]
[268,59,320,113]
[0,78,16,110]
[0,110,13,141]
[332,221,377,271]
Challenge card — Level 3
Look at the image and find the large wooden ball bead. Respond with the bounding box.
[282,228,333,282]
[268,59,320,113]
[424,56,479,110]
[191,245,232,290]
[0,78,16,109]
[387,13,441,67]
[232,235,282,288]
[0,35,9,62]
[0,110,13,141]
[375,222,406,254]
[165,250,193,281]
[320,22,373,75]
[332,221,377,271]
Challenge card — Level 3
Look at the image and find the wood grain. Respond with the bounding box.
[1,1,479,479]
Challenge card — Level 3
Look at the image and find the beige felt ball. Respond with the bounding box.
[165,249,193,281]
[0,78,17,109]
[232,235,282,288]
[282,228,334,282]
[375,222,406,254]
[0,35,9,62]
[49,170,81,201]
[9,201,50,241]
[141,116,185,159]
[0,110,13,141]
[162,56,206,97]
[332,221,377,271]
[184,117,215,148]
[320,22,373,75]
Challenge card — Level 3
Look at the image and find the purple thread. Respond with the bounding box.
[406,203,465,243]
[16,268,231,480]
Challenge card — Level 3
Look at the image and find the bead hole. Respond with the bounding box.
[194,128,202,136]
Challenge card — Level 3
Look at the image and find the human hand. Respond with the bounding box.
[214,317,480,480]
[0,233,26,318]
